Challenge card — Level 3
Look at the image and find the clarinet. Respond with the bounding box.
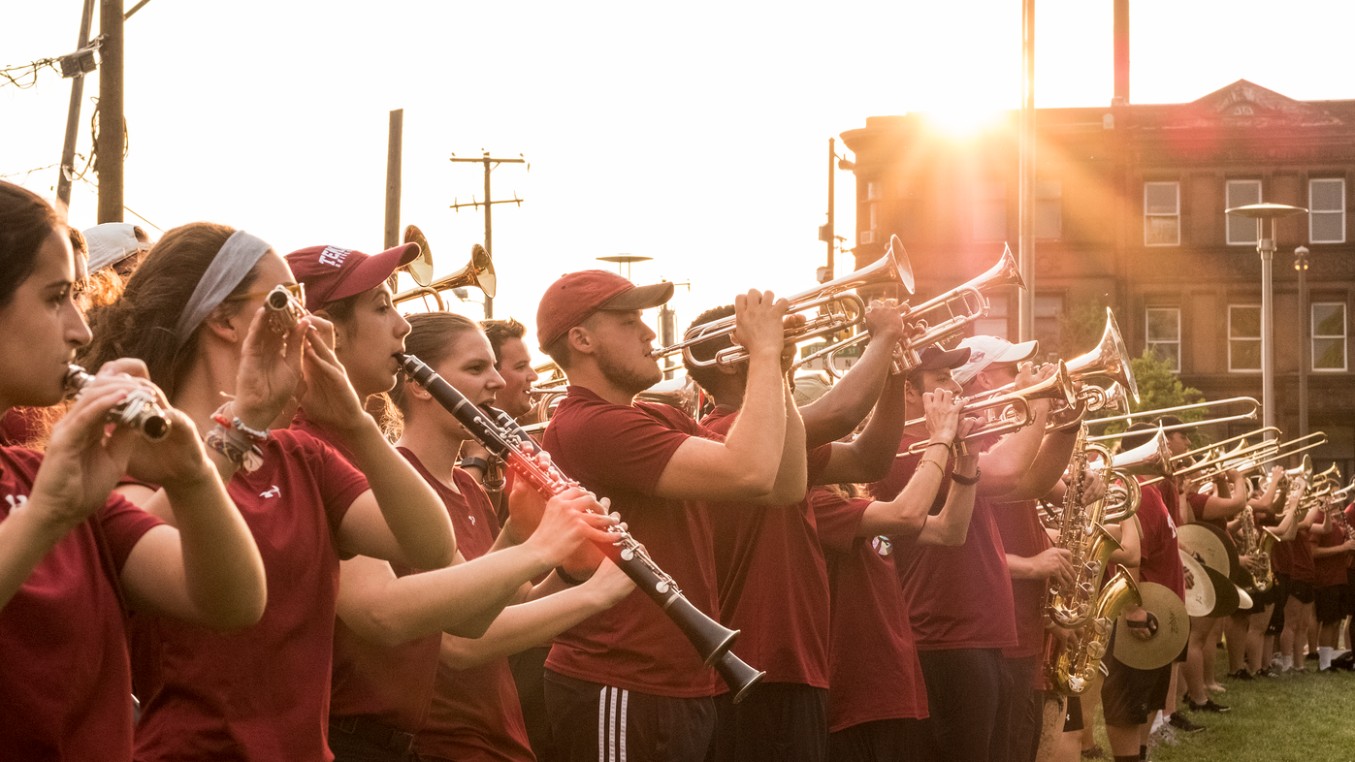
[397,352,765,703]
[64,365,171,441]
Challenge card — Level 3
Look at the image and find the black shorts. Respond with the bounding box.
[1315,585,1346,624]
[1289,579,1316,604]
[543,670,715,762]
[1101,648,1172,727]
[1267,575,1291,635]
[1243,585,1276,612]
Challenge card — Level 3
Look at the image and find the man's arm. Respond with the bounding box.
[800,300,903,447]
[817,372,909,486]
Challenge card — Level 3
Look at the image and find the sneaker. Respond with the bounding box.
[1256,667,1281,678]
[1187,697,1231,713]
[1150,721,1180,748]
[1228,668,1254,680]
[1169,712,1207,733]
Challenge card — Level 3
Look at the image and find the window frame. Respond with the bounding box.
[1227,303,1263,373]
[1145,306,1181,371]
[1309,178,1346,245]
[1226,179,1263,246]
[1143,181,1180,247]
[1311,300,1348,372]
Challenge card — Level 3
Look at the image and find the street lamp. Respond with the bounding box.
[1224,203,1308,436]
[1294,245,1311,438]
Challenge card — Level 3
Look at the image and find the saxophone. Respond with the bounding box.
[1046,427,1141,628]
[1237,505,1278,593]
[1049,565,1142,694]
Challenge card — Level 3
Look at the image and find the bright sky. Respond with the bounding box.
[4,0,1353,357]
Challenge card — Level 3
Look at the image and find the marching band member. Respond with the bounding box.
[1180,466,1247,713]
[1307,498,1354,672]
[1100,422,1186,762]
[684,300,910,761]
[534,270,805,761]
[1226,466,1285,680]
[809,345,980,762]
[83,224,456,760]
[285,247,621,762]
[0,181,266,761]
[870,335,1059,762]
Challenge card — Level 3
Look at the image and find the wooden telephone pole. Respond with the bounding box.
[449,151,526,319]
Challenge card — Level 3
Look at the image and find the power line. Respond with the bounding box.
[0,58,62,90]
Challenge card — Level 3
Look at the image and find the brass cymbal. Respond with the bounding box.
[1203,563,1240,617]
[1179,550,1215,617]
[1114,581,1189,670]
[1178,523,1236,578]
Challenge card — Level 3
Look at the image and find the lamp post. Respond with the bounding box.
[1294,245,1310,438]
[1224,203,1308,436]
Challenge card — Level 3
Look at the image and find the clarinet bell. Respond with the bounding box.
[716,650,766,705]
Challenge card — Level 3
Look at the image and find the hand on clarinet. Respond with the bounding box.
[581,558,638,606]
[525,487,619,571]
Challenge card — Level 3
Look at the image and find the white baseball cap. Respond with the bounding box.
[84,223,151,274]
[952,335,1039,386]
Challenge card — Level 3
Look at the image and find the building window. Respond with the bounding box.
[973,293,1011,340]
[1228,304,1262,372]
[866,181,884,201]
[1144,182,1180,246]
[1036,179,1062,241]
[1310,178,1346,244]
[1226,180,1262,245]
[1312,301,1347,371]
[1145,307,1180,371]
[859,202,879,244]
[973,180,1007,243]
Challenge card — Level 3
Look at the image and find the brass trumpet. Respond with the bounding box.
[392,225,496,312]
[805,243,1026,372]
[902,360,1078,454]
[655,234,914,368]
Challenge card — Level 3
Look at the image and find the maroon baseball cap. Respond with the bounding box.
[286,243,421,311]
[536,270,674,351]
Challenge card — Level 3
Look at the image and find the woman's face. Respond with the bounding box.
[0,229,92,409]
[430,329,504,441]
[494,336,539,418]
[332,284,411,398]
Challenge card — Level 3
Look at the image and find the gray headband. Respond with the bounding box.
[173,230,272,347]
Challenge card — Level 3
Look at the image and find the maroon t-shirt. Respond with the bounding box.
[1186,491,1229,534]
[992,499,1050,661]
[701,406,832,688]
[0,446,163,760]
[131,429,368,761]
[871,434,1017,651]
[403,452,535,762]
[809,486,928,731]
[541,386,721,697]
[291,415,443,738]
[1135,481,1185,600]
[1310,512,1351,589]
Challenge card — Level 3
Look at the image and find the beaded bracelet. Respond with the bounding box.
[206,402,267,472]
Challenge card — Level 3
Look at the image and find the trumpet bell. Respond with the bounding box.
[393,240,497,311]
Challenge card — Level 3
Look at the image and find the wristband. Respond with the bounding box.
[459,456,491,472]
[951,468,981,486]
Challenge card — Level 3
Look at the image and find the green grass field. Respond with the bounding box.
[1087,660,1355,761]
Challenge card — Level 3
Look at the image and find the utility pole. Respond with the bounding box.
[449,151,526,319]
[383,109,403,249]
[820,138,836,283]
[1017,0,1036,341]
[96,0,124,223]
[56,0,96,210]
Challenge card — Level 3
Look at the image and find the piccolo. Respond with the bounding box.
[64,365,171,441]
[396,352,765,703]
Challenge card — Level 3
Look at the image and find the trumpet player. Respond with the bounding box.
[871,335,1067,762]
[684,299,918,762]
[533,271,806,762]
[1307,495,1355,672]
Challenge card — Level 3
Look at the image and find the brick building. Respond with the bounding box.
[840,80,1354,472]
